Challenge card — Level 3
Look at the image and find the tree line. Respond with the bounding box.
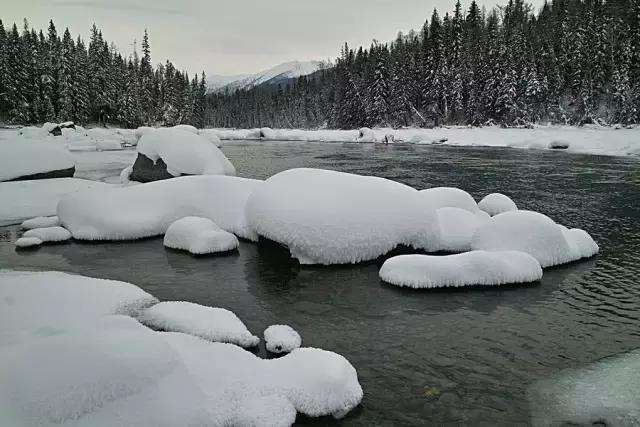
[0,19,207,127]
[207,0,640,129]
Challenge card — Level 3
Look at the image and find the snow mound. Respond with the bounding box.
[21,215,60,229]
[259,127,276,139]
[137,128,235,176]
[264,325,302,354]
[478,193,518,216]
[135,126,155,139]
[379,251,542,289]
[198,129,223,147]
[58,175,262,241]
[0,141,75,181]
[471,211,599,267]
[15,237,42,248]
[436,207,490,252]
[171,124,198,134]
[23,226,71,243]
[529,350,640,427]
[358,127,375,142]
[419,187,479,212]
[164,216,239,255]
[140,301,259,348]
[246,168,440,265]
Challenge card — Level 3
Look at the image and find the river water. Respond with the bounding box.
[1,141,639,425]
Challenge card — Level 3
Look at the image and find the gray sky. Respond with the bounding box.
[2,0,545,76]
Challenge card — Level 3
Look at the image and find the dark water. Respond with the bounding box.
[2,142,640,426]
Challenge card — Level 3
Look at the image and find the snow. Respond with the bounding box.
[23,226,72,243]
[0,140,75,181]
[260,127,276,139]
[419,187,479,212]
[264,325,302,354]
[136,128,236,176]
[197,129,223,147]
[246,168,440,265]
[529,350,640,427]
[379,251,543,289]
[471,210,599,267]
[120,165,133,184]
[436,207,490,252]
[478,193,518,216]
[21,215,60,229]
[209,60,322,93]
[15,237,42,248]
[164,216,239,255]
[0,178,109,226]
[170,124,198,134]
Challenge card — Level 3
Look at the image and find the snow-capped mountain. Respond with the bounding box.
[207,60,323,93]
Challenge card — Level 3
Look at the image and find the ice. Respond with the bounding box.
[0,140,75,181]
[379,251,543,289]
[246,168,440,265]
[0,178,109,226]
[15,237,42,248]
[436,207,490,252]
[58,175,262,241]
[140,301,259,348]
[264,325,302,354]
[23,226,72,243]
[419,187,479,212]
[136,128,235,176]
[528,350,640,427]
[471,210,599,267]
[478,193,518,216]
[21,215,60,229]
[164,216,239,255]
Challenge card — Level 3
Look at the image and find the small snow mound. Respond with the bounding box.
[21,216,60,230]
[419,187,479,212]
[471,210,598,267]
[259,127,276,139]
[436,207,490,252]
[140,301,259,348]
[0,141,75,181]
[23,226,72,243]
[171,124,198,134]
[478,193,518,216]
[549,140,570,150]
[380,251,542,289]
[358,127,375,142]
[198,129,223,147]
[264,325,302,354]
[164,216,239,255]
[15,237,43,248]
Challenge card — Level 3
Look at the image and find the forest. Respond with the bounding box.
[207,0,640,129]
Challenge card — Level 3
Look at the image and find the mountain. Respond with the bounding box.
[207,60,324,93]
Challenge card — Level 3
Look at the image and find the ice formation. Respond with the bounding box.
[264,324,302,354]
[23,226,72,243]
[418,187,479,212]
[246,168,440,265]
[471,210,598,267]
[164,217,239,255]
[436,207,490,252]
[15,237,43,248]
[58,175,262,241]
[478,193,518,216]
[21,215,60,230]
[0,140,75,181]
[140,301,259,348]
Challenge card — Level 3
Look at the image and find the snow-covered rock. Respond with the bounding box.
[23,226,71,243]
[140,301,259,348]
[379,251,543,289]
[0,141,75,181]
[135,126,155,139]
[358,127,375,142]
[264,325,302,354]
[171,124,198,134]
[15,237,43,248]
[478,193,518,216]
[58,175,262,241]
[164,216,239,255]
[259,127,276,139]
[246,168,440,265]
[21,215,60,230]
[419,187,479,213]
[436,207,490,252]
[471,210,599,267]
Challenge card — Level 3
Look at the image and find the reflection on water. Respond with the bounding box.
[2,142,639,425]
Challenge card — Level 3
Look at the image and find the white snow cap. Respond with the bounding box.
[58,175,262,241]
[136,128,235,177]
[15,237,43,248]
[0,140,75,181]
[436,207,490,252]
[264,325,302,354]
[419,187,479,212]
[140,301,259,348]
[471,210,599,267]
[379,251,542,289]
[164,217,239,255]
[478,193,518,216]
[170,124,198,134]
[21,216,60,230]
[23,226,72,243]
[246,168,440,265]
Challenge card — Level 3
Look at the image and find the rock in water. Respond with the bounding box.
[129,153,176,183]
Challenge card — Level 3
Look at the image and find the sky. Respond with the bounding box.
[2,0,545,76]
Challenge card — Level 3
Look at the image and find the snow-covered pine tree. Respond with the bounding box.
[58,28,74,121]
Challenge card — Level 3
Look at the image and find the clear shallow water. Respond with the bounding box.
[2,142,640,425]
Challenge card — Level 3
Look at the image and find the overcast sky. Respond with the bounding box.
[3,0,545,76]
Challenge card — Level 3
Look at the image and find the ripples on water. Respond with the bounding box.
[1,142,639,425]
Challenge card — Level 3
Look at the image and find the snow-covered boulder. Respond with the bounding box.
[18,126,50,140]
[418,187,479,213]
[23,226,71,243]
[0,141,75,181]
[58,175,262,241]
[379,251,543,289]
[21,215,60,230]
[130,128,235,182]
[358,127,375,142]
[471,210,599,267]
[436,207,490,252]
[140,301,259,348]
[246,168,440,265]
[171,124,198,134]
[264,325,302,354]
[259,127,276,139]
[164,217,239,255]
[478,193,518,216]
[15,237,43,248]
[548,139,570,150]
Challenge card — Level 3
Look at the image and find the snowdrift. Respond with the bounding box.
[164,216,239,255]
[264,324,302,354]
